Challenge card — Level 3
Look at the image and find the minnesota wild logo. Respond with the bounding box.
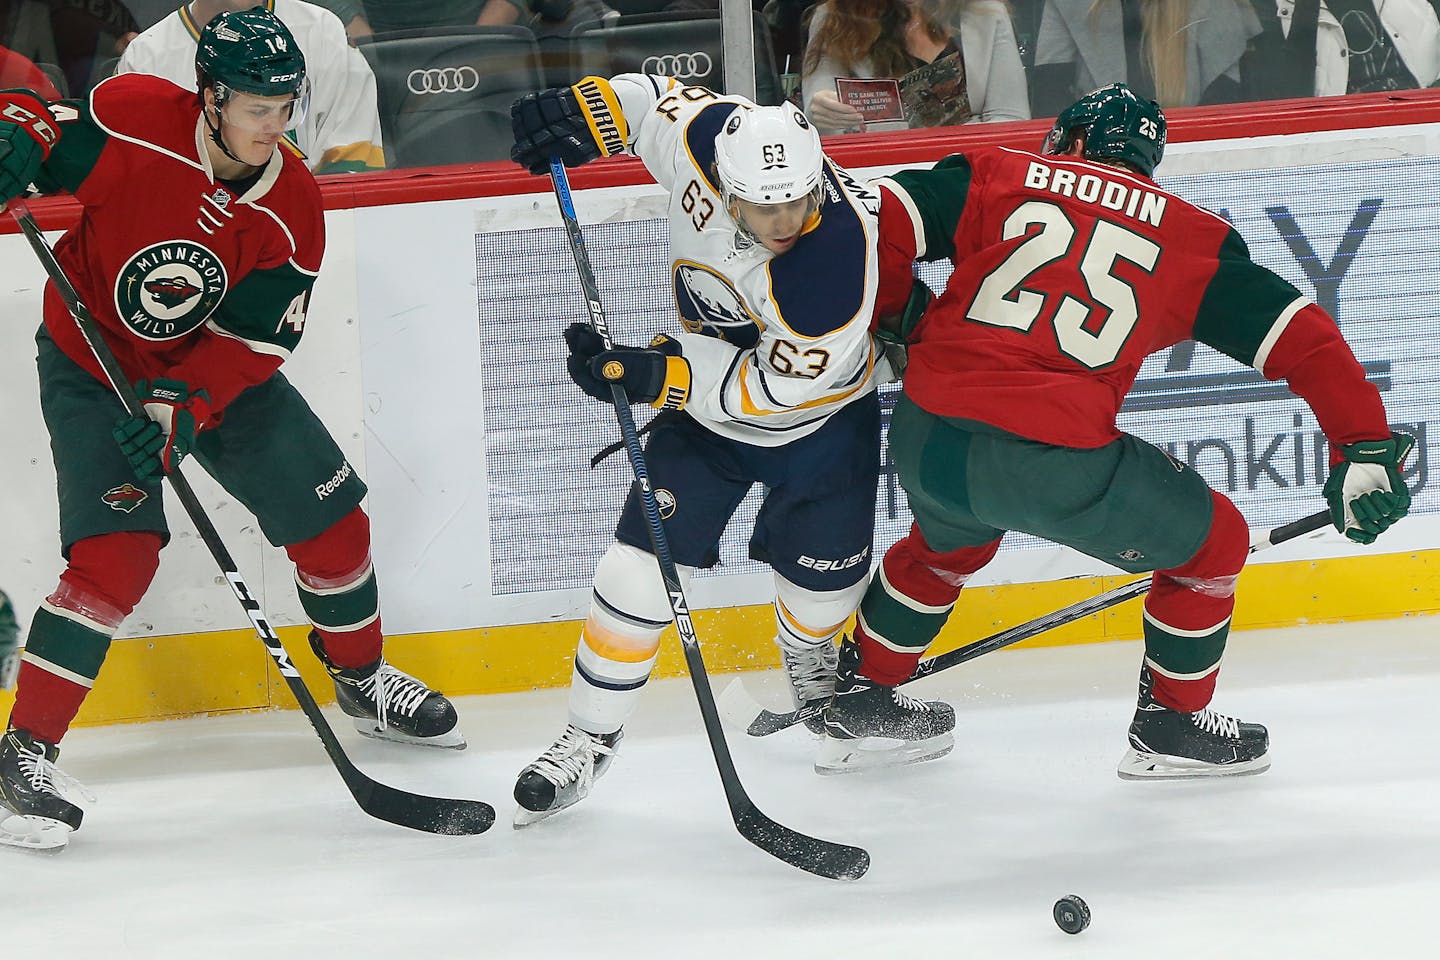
[115,240,227,341]
[102,483,149,514]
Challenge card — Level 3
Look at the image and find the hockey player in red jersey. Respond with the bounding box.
[819,83,1413,777]
[0,9,461,851]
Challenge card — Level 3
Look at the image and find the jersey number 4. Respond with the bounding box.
[965,200,1160,369]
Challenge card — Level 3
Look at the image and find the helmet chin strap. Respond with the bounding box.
[203,102,251,168]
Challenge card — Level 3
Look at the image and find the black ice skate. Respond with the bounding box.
[815,636,955,775]
[309,631,464,749]
[0,728,83,852]
[513,724,622,827]
[777,635,838,735]
[1117,666,1270,780]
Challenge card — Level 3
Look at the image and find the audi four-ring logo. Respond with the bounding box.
[406,66,481,94]
[640,52,713,80]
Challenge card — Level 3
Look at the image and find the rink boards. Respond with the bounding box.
[0,112,1438,726]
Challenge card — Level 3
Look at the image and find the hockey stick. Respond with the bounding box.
[10,203,495,836]
[547,160,869,881]
[723,507,1333,737]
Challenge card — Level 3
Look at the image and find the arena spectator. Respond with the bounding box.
[801,0,1028,134]
[1240,0,1440,100]
[118,0,385,173]
[1029,0,1260,115]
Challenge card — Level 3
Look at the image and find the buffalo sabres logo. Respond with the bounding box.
[102,483,148,514]
[673,262,761,349]
[115,240,227,341]
[655,488,677,520]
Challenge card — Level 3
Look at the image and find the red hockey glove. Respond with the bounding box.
[0,89,60,203]
[112,379,212,481]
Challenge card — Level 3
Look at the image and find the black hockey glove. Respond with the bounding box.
[511,76,628,176]
[564,322,690,410]
[0,89,60,203]
[1322,432,1414,544]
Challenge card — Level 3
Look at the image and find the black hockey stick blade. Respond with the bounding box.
[12,204,495,837]
[726,507,1334,738]
[342,766,496,835]
[734,803,870,881]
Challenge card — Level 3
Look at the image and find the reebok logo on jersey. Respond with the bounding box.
[115,241,227,341]
[315,460,353,500]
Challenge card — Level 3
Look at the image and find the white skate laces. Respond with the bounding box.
[779,639,837,704]
[1190,706,1241,739]
[889,687,933,712]
[355,662,431,731]
[14,740,93,804]
[530,725,616,794]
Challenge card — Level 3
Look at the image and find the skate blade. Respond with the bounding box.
[813,732,955,776]
[352,719,467,750]
[1116,747,1272,781]
[0,813,71,853]
[512,796,583,829]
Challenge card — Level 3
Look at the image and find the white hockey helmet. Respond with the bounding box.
[713,102,825,204]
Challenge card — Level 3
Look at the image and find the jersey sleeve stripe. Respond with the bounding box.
[204,319,292,359]
[875,178,926,259]
[84,86,206,170]
[248,202,300,258]
[1252,296,1308,376]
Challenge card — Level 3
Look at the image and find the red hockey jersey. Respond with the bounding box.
[872,146,1388,452]
[31,73,325,413]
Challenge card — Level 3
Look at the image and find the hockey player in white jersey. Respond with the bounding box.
[506,74,948,824]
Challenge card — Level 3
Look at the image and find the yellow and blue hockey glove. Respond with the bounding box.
[511,76,628,176]
[564,322,690,410]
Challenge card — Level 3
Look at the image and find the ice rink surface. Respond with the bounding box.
[7,615,1438,959]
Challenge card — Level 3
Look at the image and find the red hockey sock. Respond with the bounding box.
[1143,492,1248,713]
[855,525,1001,685]
[287,509,383,669]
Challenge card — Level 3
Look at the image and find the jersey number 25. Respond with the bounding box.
[965,200,1160,369]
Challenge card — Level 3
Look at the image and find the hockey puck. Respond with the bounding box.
[1053,895,1090,934]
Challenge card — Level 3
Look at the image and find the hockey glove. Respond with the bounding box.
[112,379,212,481]
[564,322,690,410]
[0,588,18,690]
[1323,432,1414,544]
[511,76,628,176]
[873,280,933,381]
[0,89,61,204]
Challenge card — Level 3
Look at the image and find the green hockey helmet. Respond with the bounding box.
[196,8,308,123]
[1041,83,1166,176]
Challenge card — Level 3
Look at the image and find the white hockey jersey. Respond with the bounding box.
[117,0,385,173]
[609,74,884,447]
